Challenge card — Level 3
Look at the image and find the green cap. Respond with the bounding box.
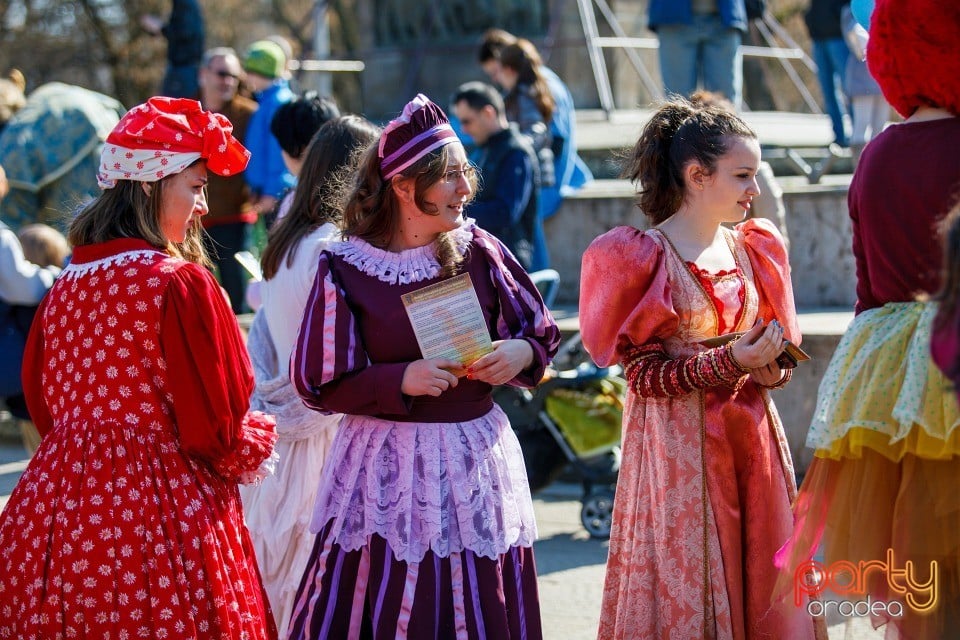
[243,40,286,79]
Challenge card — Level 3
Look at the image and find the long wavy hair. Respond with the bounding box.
[340,142,477,279]
[499,39,555,122]
[621,96,756,225]
[68,166,209,266]
[260,115,380,280]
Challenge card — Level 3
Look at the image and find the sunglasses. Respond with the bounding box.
[211,69,239,80]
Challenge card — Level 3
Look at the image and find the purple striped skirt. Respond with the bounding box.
[287,519,543,640]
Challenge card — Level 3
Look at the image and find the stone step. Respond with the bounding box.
[546,175,856,309]
[574,109,856,179]
[575,109,837,151]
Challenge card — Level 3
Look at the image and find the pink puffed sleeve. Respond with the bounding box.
[579,227,678,367]
[740,218,801,345]
[161,263,277,483]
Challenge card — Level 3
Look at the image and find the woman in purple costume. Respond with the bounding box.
[286,94,561,639]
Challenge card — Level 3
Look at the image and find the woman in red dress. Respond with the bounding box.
[0,97,279,639]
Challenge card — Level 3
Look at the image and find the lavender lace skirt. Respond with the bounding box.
[310,404,538,562]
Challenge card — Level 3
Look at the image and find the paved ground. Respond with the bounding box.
[0,437,882,639]
[531,481,882,640]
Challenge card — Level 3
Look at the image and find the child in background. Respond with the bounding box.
[0,169,62,457]
[18,223,70,268]
[12,223,69,454]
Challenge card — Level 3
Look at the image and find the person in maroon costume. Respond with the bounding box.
[776,1,960,637]
[0,97,279,639]
[286,94,560,639]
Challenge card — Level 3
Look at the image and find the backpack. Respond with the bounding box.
[0,299,39,398]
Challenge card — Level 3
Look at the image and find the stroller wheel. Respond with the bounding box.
[580,489,615,539]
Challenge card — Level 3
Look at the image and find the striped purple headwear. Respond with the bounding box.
[378,94,459,179]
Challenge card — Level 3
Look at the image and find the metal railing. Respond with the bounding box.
[576,0,820,116]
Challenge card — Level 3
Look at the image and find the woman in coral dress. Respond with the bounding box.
[579,98,821,639]
[0,97,278,639]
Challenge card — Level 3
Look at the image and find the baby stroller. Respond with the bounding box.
[495,271,625,539]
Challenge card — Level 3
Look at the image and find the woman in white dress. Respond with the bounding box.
[240,115,379,636]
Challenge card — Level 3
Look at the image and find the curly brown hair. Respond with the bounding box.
[621,96,756,224]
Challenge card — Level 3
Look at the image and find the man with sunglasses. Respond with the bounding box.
[197,47,259,313]
[452,81,542,271]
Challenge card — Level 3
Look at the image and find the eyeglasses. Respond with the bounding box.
[442,166,477,183]
[212,69,239,80]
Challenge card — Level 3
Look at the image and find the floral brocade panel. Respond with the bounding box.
[655,228,760,358]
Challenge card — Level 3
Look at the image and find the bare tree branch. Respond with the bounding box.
[75,0,121,65]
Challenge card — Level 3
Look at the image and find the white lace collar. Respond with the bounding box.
[328,220,474,284]
[61,249,167,280]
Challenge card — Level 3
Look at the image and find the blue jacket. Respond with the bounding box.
[244,80,295,200]
[540,67,592,219]
[648,0,748,32]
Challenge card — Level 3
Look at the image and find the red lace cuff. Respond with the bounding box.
[623,342,747,398]
[214,410,279,484]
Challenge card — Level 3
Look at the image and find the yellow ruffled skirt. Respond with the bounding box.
[807,302,960,460]
[777,302,960,639]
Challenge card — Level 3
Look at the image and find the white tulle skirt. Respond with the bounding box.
[240,426,338,638]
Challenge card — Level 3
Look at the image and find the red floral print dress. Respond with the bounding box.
[0,238,278,639]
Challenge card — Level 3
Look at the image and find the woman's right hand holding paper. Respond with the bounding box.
[401,358,461,397]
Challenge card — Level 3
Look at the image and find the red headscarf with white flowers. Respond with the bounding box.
[97,97,250,189]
